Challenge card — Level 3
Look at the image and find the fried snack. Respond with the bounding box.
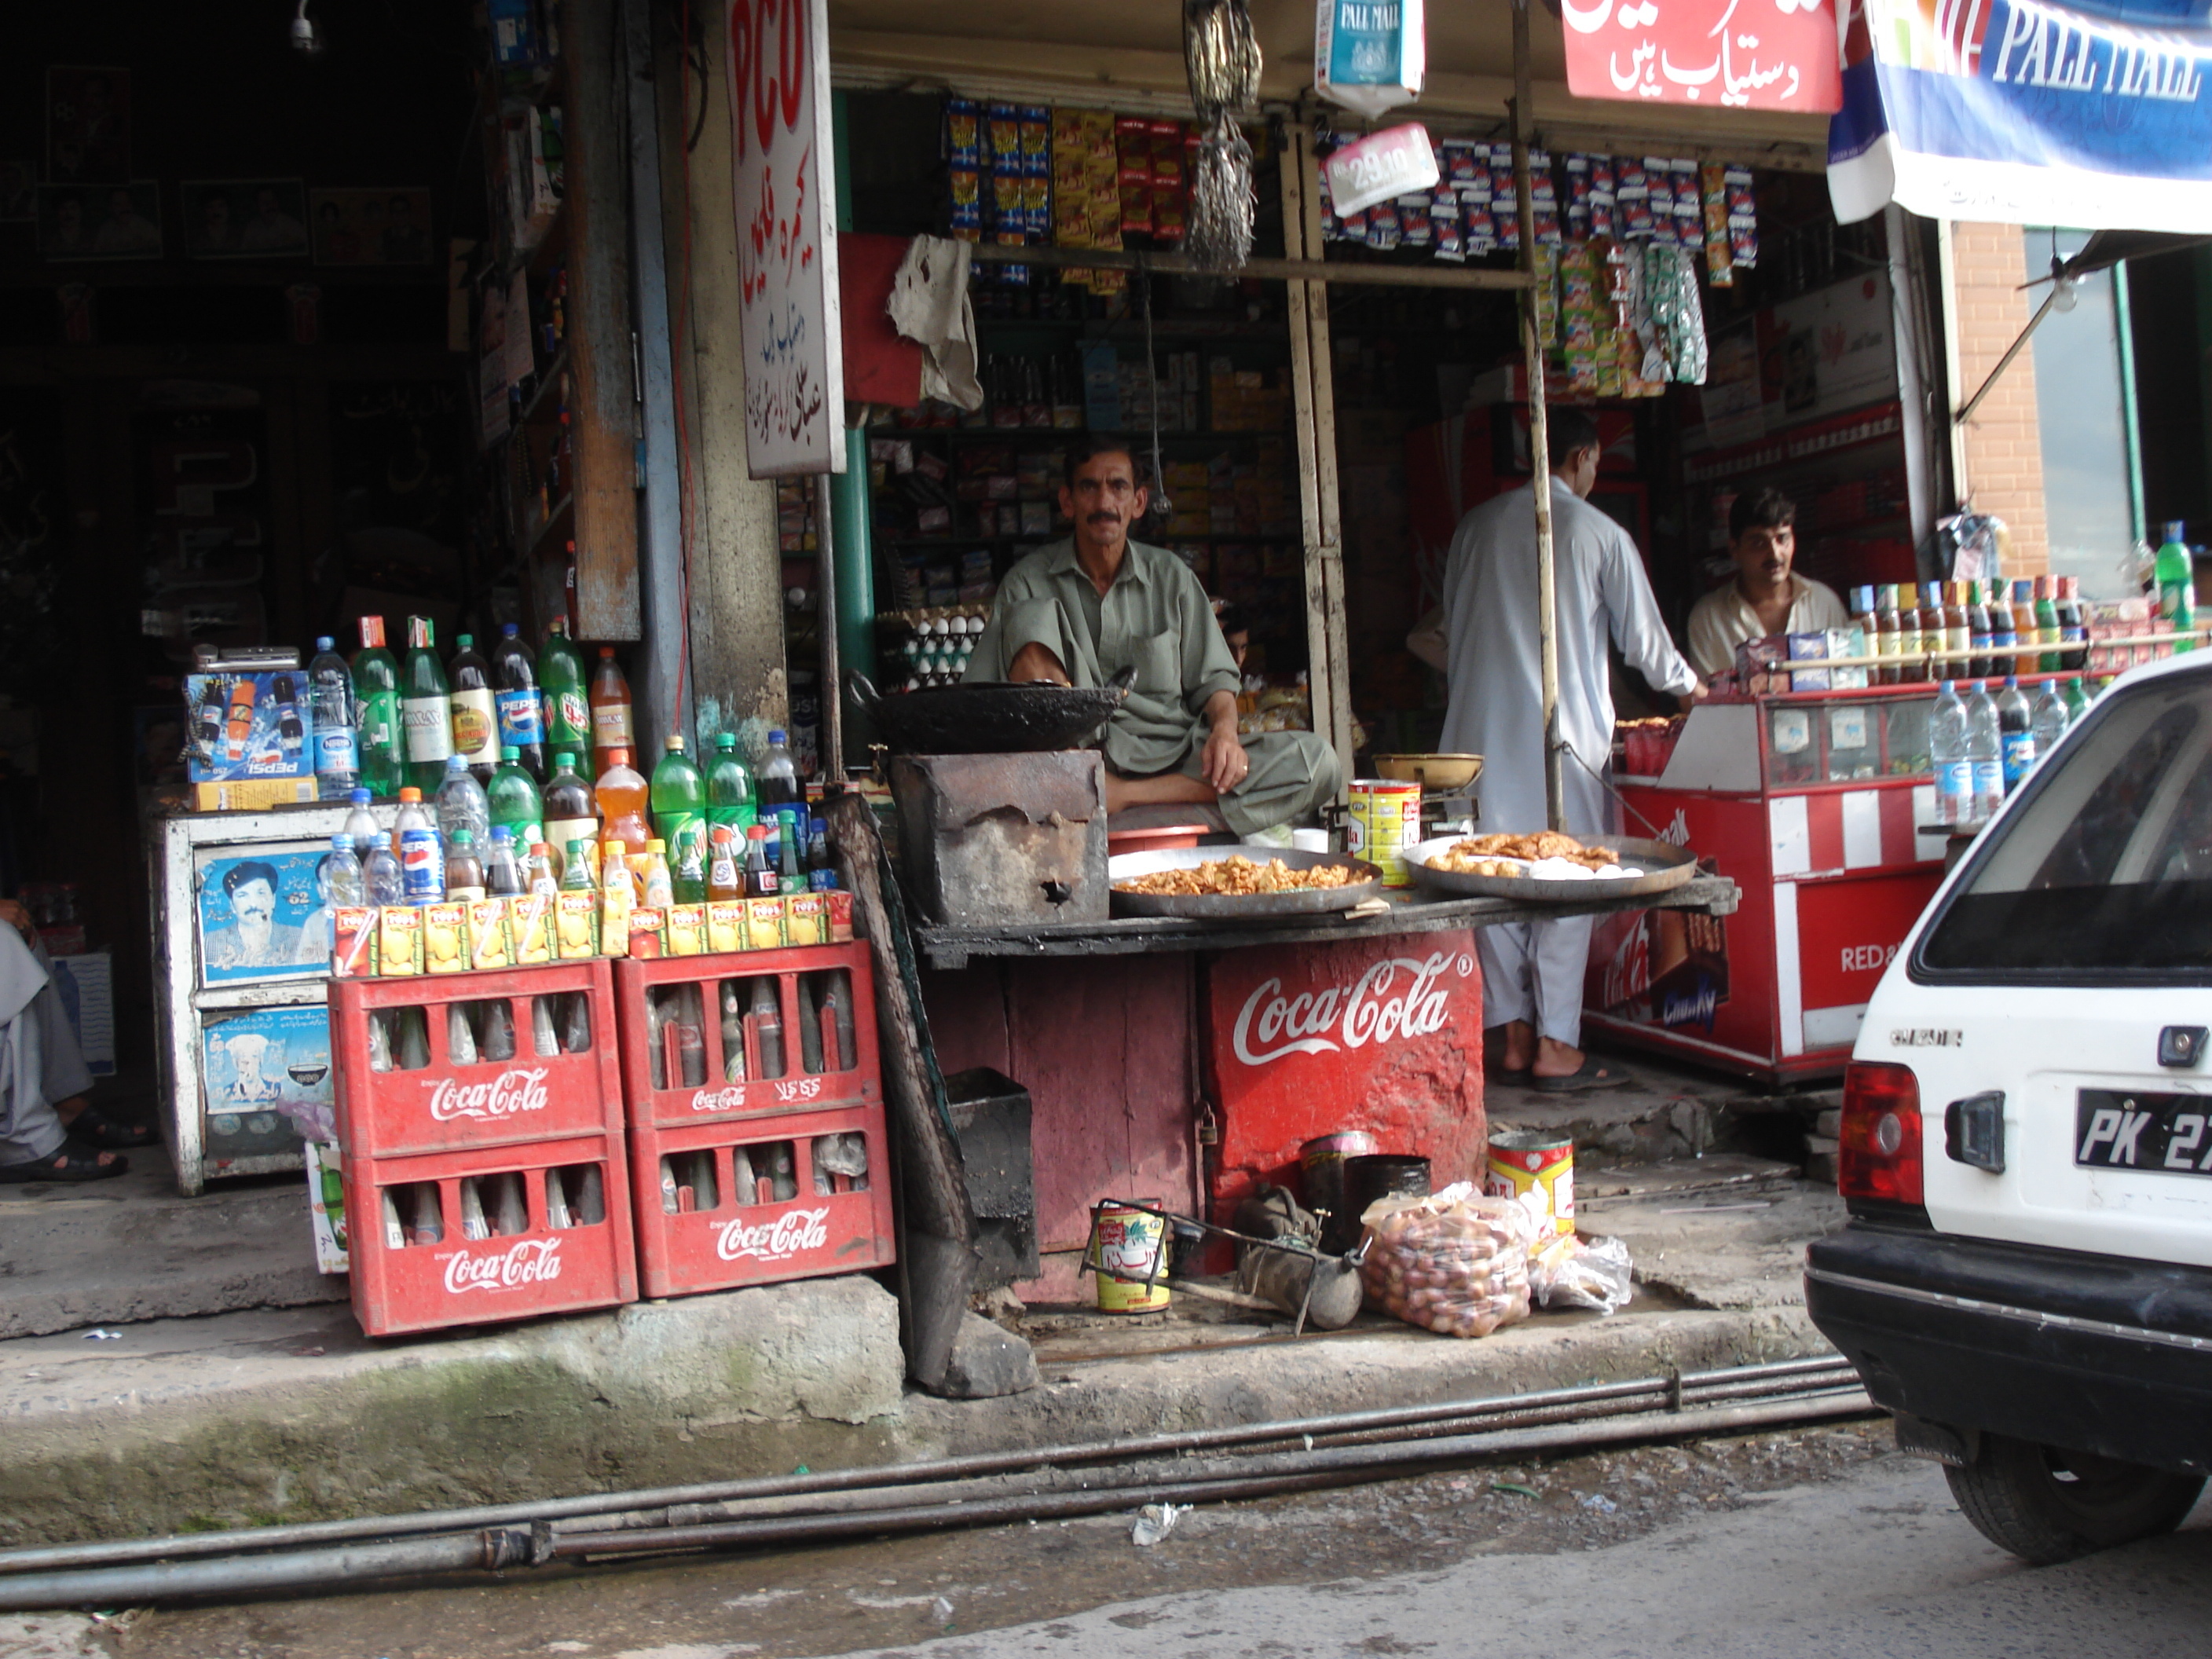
[1427,830,1619,874]
[1115,854,1362,897]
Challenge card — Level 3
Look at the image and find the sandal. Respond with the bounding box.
[0,1146,129,1183]
[1490,1067,1535,1087]
[58,1104,155,1151]
[1533,1055,1627,1094]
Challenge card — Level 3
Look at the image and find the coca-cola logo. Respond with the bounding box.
[714,1207,830,1262]
[1232,951,1471,1068]
[443,1237,562,1295]
[426,1068,551,1122]
[690,1085,745,1112]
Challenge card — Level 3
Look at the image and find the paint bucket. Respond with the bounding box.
[1335,1153,1430,1252]
[1484,1130,1576,1239]
[1300,1130,1379,1230]
[1090,1200,1172,1313]
[1345,779,1423,888]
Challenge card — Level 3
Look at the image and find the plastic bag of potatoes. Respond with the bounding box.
[1357,1182,1537,1339]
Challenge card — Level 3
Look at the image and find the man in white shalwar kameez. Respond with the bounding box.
[1431,409,1698,1092]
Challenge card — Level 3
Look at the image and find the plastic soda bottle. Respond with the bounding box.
[489,623,548,781]
[344,786,380,862]
[484,826,525,897]
[1965,681,2004,821]
[2156,521,2196,653]
[756,727,801,810]
[353,617,405,797]
[542,752,599,883]
[322,833,364,906]
[2063,675,2091,727]
[707,825,743,902]
[540,617,591,757]
[2029,679,2068,770]
[650,735,709,903]
[588,646,635,771]
[394,787,444,903]
[363,832,405,906]
[489,744,546,853]
[595,748,651,855]
[401,617,454,795]
[2031,577,2062,672]
[1996,676,2034,793]
[434,752,491,846]
[707,732,757,838]
[448,633,500,783]
[306,637,360,799]
[745,823,778,897]
[445,827,487,903]
[642,840,676,908]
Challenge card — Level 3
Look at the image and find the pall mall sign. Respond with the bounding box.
[728,0,844,476]
[1203,930,1488,1221]
[1560,0,1842,112]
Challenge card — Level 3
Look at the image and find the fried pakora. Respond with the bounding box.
[1426,831,1620,875]
[1115,855,1362,897]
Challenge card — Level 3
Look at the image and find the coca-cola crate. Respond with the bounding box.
[331,961,624,1159]
[343,1132,638,1337]
[627,1101,894,1298]
[613,943,881,1130]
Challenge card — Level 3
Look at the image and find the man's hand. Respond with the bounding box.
[1676,677,1708,713]
[1007,642,1071,686]
[0,901,34,944]
[1199,691,1249,793]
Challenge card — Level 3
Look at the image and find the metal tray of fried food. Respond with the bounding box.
[1108,846,1384,919]
[1404,834,1699,902]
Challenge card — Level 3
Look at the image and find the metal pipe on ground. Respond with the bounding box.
[0,1356,1856,1579]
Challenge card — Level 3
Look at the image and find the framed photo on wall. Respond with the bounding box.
[46,66,130,184]
[38,179,161,260]
[310,186,434,266]
[182,179,309,259]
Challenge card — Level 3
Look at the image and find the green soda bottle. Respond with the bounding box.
[2156,521,2196,654]
[707,732,757,838]
[489,744,546,854]
[352,615,405,798]
[401,616,454,795]
[650,735,709,903]
[540,616,592,755]
[2062,675,2091,727]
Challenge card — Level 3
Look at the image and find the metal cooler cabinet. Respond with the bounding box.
[1581,683,1949,1085]
[150,799,397,1194]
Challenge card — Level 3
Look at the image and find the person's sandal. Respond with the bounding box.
[1532,1055,1625,1094]
[59,1104,155,1150]
[0,1146,128,1183]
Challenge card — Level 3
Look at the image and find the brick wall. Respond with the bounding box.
[1948,222,2050,577]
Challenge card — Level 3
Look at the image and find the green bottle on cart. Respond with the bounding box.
[650,735,709,903]
[489,745,546,853]
[707,732,758,839]
[351,615,405,798]
[400,616,453,796]
[540,617,592,756]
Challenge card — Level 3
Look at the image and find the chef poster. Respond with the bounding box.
[201,1005,332,1152]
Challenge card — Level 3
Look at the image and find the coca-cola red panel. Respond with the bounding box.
[1202,930,1486,1227]
[331,961,624,1159]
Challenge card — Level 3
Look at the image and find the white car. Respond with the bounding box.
[1807,652,2212,1563]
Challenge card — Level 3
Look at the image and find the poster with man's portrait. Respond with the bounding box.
[46,67,131,184]
[38,180,161,261]
[182,179,309,260]
[310,187,434,267]
[0,162,35,224]
[196,847,333,986]
[201,1005,330,1154]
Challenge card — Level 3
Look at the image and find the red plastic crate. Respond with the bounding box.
[343,1132,638,1337]
[627,1103,895,1298]
[613,944,881,1130]
[331,961,624,1159]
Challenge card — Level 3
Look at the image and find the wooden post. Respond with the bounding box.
[1512,0,1565,833]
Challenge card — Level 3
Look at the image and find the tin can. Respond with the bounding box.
[1484,1130,1575,1238]
[1346,779,1423,887]
[1090,1200,1170,1313]
[1300,1130,1378,1227]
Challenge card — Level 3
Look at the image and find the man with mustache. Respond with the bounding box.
[1685,486,1846,679]
[963,438,1341,836]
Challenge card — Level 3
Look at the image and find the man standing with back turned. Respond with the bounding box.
[1434,408,1698,1092]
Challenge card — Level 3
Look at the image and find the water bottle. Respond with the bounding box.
[1996,676,2035,793]
[363,831,405,906]
[343,787,380,862]
[322,833,364,906]
[1965,682,2004,822]
[434,752,491,846]
[756,727,801,809]
[1928,683,1968,826]
[394,788,444,903]
[307,637,361,799]
[2030,680,2068,768]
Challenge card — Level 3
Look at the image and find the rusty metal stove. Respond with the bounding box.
[889,751,1108,927]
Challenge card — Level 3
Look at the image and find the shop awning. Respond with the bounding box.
[1827,0,2212,230]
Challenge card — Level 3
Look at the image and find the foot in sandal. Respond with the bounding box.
[0,1144,129,1183]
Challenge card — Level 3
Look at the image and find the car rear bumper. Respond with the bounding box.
[1804,1222,2212,1477]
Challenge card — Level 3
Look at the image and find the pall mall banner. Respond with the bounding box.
[1828,0,2212,229]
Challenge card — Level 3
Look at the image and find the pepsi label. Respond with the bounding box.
[2001,733,2035,788]
[401,828,444,902]
[496,688,545,747]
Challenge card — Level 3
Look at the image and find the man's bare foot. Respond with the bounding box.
[1494,1019,1538,1075]
[1104,771,1218,814]
[1531,1037,1589,1080]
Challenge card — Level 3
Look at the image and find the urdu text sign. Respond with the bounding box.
[1560,0,1843,113]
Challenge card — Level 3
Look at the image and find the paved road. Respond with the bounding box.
[5,1424,2207,1658]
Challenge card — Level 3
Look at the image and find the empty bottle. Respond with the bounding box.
[435,752,491,847]
[382,1189,406,1249]
[728,1144,758,1206]
[408,1183,444,1245]
[1996,676,2034,794]
[307,637,361,799]
[819,969,857,1071]
[720,982,747,1082]
[345,787,380,862]
[750,979,785,1077]
[449,633,501,783]
[368,1009,394,1071]
[572,1163,606,1225]
[448,1002,479,1064]
[561,992,592,1053]
[532,995,560,1057]
[489,623,548,781]
[401,616,453,795]
[397,1007,431,1071]
[544,1168,573,1230]
[353,617,405,798]
[1965,681,2004,822]
[756,727,801,809]
[364,831,405,906]
[795,974,823,1075]
[2030,679,2068,767]
[484,826,525,897]
[459,1178,490,1240]
[481,997,517,1061]
[493,1171,529,1236]
[394,787,443,903]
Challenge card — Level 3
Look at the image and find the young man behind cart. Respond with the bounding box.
[963,438,1341,837]
[1683,487,1848,680]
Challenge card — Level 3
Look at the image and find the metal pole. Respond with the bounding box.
[816,474,844,783]
[1511,0,1564,832]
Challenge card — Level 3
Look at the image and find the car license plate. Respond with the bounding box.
[2075,1090,2212,1174]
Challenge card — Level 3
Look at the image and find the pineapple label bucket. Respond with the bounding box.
[1483,1130,1576,1239]
[1089,1200,1171,1313]
[1345,779,1423,887]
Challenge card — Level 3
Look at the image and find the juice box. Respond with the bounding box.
[705,899,745,954]
[423,902,468,974]
[331,907,378,978]
[377,906,423,976]
[827,889,854,944]
[628,906,666,959]
[555,890,599,960]
[600,883,632,959]
[509,892,555,965]
[744,895,787,951]
[467,900,513,972]
[665,903,705,957]
[785,892,828,947]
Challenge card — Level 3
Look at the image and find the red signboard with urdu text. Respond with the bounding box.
[1560,0,1843,113]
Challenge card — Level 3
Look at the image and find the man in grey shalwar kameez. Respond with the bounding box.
[0,914,112,1180]
[965,438,1341,837]
[1434,408,1699,1092]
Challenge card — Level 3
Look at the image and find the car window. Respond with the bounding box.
[1917,676,2212,979]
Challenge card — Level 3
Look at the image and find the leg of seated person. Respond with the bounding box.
[1007,642,1071,686]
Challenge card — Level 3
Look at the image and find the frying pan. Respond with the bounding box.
[847,666,1136,755]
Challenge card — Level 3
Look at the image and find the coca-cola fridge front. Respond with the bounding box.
[1582,683,1949,1085]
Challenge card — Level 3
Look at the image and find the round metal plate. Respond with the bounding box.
[1108,845,1385,919]
[1404,834,1699,902]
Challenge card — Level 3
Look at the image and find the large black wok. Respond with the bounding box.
[847,666,1136,755]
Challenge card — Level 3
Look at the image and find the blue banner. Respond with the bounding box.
[1829,0,2212,228]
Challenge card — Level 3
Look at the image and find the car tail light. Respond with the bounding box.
[1838,1061,1924,1205]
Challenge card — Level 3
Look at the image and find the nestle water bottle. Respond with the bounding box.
[434,752,491,845]
[322,833,365,906]
[363,831,405,906]
[1965,681,2004,822]
[1928,682,1969,826]
[307,637,361,799]
[343,787,380,862]
[1996,676,2035,793]
[2030,680,2068,771]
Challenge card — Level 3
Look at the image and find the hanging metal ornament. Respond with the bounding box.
[1182,0,1262,271]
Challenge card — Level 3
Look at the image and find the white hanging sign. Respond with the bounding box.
[1315,0,1427,121]
[1322,123,1440,216]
